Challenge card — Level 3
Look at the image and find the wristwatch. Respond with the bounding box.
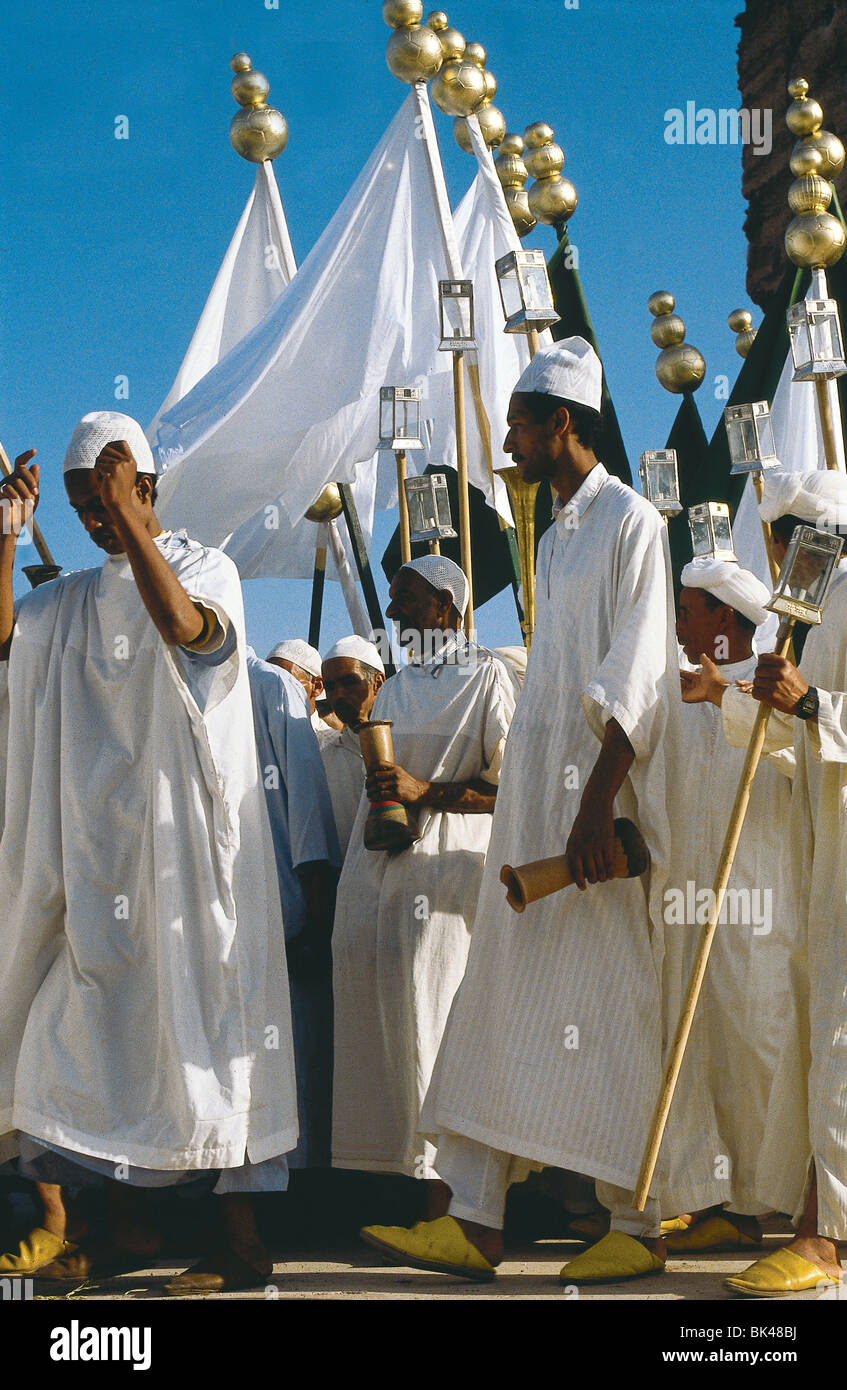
[794,686,819,720]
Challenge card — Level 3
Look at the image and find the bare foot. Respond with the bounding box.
[423,1179,451,1220]
[785,1235,843,1281]
[454,1217,503,1266]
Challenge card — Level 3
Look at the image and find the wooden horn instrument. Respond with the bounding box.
[500,818,650,913]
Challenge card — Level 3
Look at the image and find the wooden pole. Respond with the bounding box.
[428,539,441,555]
[452,350,474,636]
[395,450,411,564]
[751,471,780,586]
[308,521,328,649]
[633,617,794,1210]
[814,378,842,471]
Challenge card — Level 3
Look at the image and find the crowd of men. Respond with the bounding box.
[0,336,844,1297]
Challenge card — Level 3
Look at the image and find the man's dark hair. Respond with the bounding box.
[770,511,847,545]
[520,392,604,453]
[701,588,756,639]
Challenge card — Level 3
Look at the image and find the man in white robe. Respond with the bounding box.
[660,557,795,1252]
[687,471,847,1296]
[0,413,297,1292]
[361,338,680,1284]
[266,638,334,738]
[319,636,385,857]
[247,647,340,1169]
[331,557,517,1218]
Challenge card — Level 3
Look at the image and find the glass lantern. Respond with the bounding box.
[638,449,681,515]
[767,525,844,624]
[404,473,457,543]
[495,250,561,333]
[688,502,736,562]
[724,401,779,474]
[378,386,423,450]
[438,281,476,351]
[786,299,847,382]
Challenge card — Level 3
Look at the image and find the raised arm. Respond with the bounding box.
[0,451,39,661]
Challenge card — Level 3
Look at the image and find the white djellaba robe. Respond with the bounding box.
[420,465,682,1197]
[331,631,517,1178]
[318,724,366,858]
[660,654,795,1216]
[0,531,298,1173]
[721,565,847,1238]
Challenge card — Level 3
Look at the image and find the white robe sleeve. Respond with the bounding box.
[804,688,847,764]
[720,685,797,777]
[477,657,518,786]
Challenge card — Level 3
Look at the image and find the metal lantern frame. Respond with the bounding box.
[638,449,682,516]
[494,250,560,333]
[378,386,423,450]
[767,524,844,624]
[724,401,779,475]
[404,472,457,544]
[786,298,847,382]
[687,501,736,563]
[438,280,477,351]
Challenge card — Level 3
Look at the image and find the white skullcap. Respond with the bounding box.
[63,411,156,476]
[758,468,847,528]
[266,639,323,679]
[680,557,772,627]
[400,555,469,619]
[513,336,602,413]
[322,635,385,675]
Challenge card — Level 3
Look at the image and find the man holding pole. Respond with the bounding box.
[361,338,682,1284]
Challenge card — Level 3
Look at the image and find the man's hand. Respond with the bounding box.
[95,440,139,516]
[366,760,429,808]
[0,450,39,539]
[752,653,809,714]
[680,653,729,706]
[565,792,616,891]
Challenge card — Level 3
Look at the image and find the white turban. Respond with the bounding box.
[400,555,469,619]
[322,635,385,675]
[513,336,602,413]
[266,639,323,679]
[758,468,847,529]
[63,411,156,476]
[680,557,772,627]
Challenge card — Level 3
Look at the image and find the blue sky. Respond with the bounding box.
[1,0,759,653]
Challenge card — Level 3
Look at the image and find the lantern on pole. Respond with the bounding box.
[723,399,781,583]
[378,387,423,566]
[638,449,682,520]
[404,473,456,554]
[438,279,476,634]
[495,250,560,337]
[687,502,735,562]
[786,298,847,381]
[767,524,844,623]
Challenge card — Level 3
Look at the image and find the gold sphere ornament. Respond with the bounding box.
[464,41,486,67]
[734,328,758,358]
[504,187,537,238]
[803,129,846,179]
[230,53,252,74]
[523,141,565,180]
[787,174,832,216]
[305,483,343,523]
[787,77,809,99]
[425,10,448,30]
[431,58,486,117]
[438,26,466,61]
[499,132,525,157]
[524,122,555,149]
[784,212,847,268]
[230,104,289,162]
[648,290,675,317]
[786,93,823,137]
[650,313,686,348]
[655,344,706,394]
[528,174,577,225]
[231,67,270,107]
[790,141,824,177]
[727,308,752,333]
[382,0,423,27]
[481,70,497,104]
[386,23,444,82]
[495,150,529,188]
[453,105,505,151]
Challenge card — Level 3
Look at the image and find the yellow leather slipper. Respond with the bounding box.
[360,1215,496,1282]
[725,1247,844,1298]
[665,1215,760,1254]
[0,1227,71,1275]
[560,1230,665,1284]
[661,1217,693,1234]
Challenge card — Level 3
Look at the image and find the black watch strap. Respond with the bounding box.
[795,686,819,720]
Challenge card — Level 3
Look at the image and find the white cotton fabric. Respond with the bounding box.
[267,639,323,679]
[513,337,603,412]
[679,558,771,627]
[660,655,796,1215]
[331,633,517,1178]
[419,465,682,1193]
[0,533,298,1169]
[318,725,367,858]
[721,565,847,1238]
[401,555,469,618]
[758,467,847,526]
[322,635,385,674]
[63,412,156,475]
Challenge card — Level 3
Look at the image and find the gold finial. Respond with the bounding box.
[453,106,505,151]
[481,70,497,104]
[385,14,444,81]
[784,81,847,268]
[728,308,757,358]
[464,41,486,67]
[425,10,448,30]
[437,26,466,60]
[523,123,577,227]
[229,54,288,163]
[649,293,706,393]
[494,135,536,237]
[305,484,343,523]
[431,57,487,116]
[383,0,423,26]
[499,132,524,157]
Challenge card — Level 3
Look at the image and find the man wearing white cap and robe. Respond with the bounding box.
[0,414,298,1292]
[319,636,385,857]
[686,469,847,1295]
[266,638,332,737]
[330,557,517,1216]
[361,336,682,1284]
[660,554,795,1253]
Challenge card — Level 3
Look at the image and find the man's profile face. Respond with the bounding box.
[268,657,322,713]
[322,657,380,728]
[676,587,727,665]
[503,393,562,484]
